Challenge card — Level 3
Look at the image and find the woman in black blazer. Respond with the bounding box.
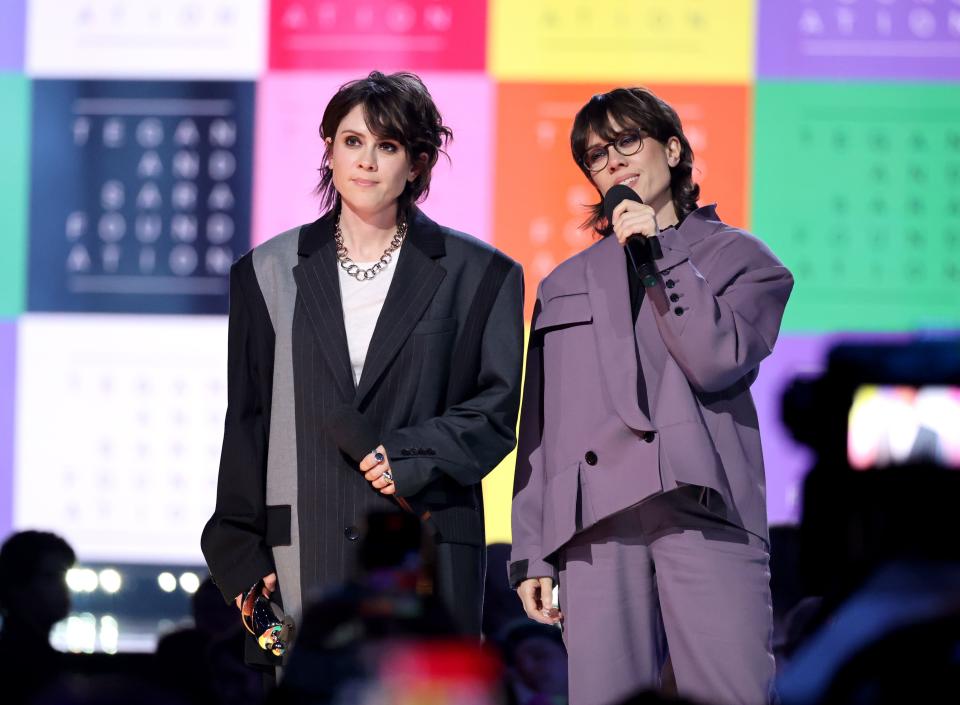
[201,71,524,666]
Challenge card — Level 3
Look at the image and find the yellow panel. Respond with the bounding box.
[482,447,518,544]
[482,325,531,544]
[490,0,756,83]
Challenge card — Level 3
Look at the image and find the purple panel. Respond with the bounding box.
[757,0,960,80]
[0,322,15,539]
[0,0,26,71]
[756,332,915,525]
[755,335,830,525]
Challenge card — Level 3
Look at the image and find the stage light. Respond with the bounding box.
[99,615,119,654]
[65,613,97,654]
[66,567,99,593]
[99,568,122,594]
[179,571,200,593]
[158,571,177,593]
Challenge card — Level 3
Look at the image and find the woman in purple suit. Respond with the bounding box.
[509,87,793,705]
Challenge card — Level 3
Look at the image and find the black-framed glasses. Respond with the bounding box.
[580,130,646,173]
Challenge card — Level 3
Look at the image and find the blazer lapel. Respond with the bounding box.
[354,210,446,404]
[585,236,654,431]
[291,214,356,400]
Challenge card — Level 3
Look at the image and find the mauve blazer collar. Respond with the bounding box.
[577,203,725,431]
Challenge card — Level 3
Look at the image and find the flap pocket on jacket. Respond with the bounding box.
[412,317,457,336]
[265,505,291,547]
[535,293,593,331]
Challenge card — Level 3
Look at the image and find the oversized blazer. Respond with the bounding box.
[509,205,793,586]
[202,208,524,637]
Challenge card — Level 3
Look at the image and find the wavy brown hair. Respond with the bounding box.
[570,87,700,235]
[315,71,453,216]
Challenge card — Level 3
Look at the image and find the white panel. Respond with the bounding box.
[26,0,266,79]
[15,313,228,563]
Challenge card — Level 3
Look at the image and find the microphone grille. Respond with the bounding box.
[602,184,643,222]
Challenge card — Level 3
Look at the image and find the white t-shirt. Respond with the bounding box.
[337,243,403,386]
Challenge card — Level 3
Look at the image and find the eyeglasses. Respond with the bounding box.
[580,130,646,173]
[241,579,295,656]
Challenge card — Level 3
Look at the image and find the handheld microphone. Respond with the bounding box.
[327,405,416,515]
[602,184,663,288]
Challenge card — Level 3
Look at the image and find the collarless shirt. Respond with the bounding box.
[337,243,403,386]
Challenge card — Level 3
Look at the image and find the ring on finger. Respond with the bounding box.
[382,470,394,484]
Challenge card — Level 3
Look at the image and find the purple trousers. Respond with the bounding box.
[558,487,775,705]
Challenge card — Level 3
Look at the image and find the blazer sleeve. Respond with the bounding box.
[381,261,525,497]
[507,294,558,587]
[200,255,277,604]
[649,232,794,394]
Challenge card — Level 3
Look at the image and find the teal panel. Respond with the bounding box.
[753,82,960,332]
[0,74,29,316]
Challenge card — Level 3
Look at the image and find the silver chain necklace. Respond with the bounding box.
[334,215,408,281]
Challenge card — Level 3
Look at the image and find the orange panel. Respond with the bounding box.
[492,82,751,318]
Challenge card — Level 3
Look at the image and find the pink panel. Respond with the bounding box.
[269,0,486,71]
[253,71,492,247]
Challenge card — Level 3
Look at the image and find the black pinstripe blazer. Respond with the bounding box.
[201,208,524,621]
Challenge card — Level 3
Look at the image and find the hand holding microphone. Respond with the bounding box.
[603,184,663,288]
[610,200,658,246]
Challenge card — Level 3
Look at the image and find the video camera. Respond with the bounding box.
[782,336,960,471]
[781,337,960,602]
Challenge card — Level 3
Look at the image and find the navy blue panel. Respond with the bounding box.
[28,80,255,314]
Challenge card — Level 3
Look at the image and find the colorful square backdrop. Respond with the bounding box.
[490,0,755,83]
[14,314,226,563]
[269,0,486,70]
[26,0,266,79]
[753,82,960,332]
[0,0,26,70]
[0,75,30,317]
[4,0,959,563]
[27,80,254,315]
[757,0,960,80]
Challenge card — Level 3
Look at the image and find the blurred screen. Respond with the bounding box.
[848,385,960,470]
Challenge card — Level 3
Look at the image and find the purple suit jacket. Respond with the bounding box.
[509,205,794,585]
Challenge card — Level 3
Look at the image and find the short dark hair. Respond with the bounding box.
[315,71,453,215]
[0,530,75,605]
[570,87,700,234]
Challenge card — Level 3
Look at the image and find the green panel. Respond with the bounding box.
[0,75,29,316]
[752,82,960,333]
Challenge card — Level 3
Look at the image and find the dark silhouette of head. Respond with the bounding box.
[0,530,76,640]
[498,619,568,701]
